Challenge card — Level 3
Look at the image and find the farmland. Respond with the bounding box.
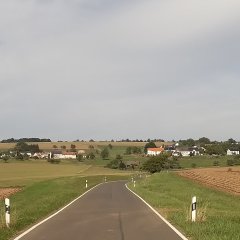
[178,166,240,196]
[0,141,167,151]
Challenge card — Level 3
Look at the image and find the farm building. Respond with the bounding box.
[174,146,200,157]
[147,147,164,156]
[227,149,240,155]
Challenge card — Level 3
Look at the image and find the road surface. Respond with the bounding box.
[15,181,186,240]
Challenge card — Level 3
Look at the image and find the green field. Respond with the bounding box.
[129,172,240,240]
[179,155,232,169]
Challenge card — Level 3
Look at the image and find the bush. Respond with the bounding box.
[191,163,197,168]
[227,159,235,166]
[213,160,219,166]
[142,154,179,173]
[227,158,240,166]
[77,154,83,161]
[106,159,126,170]
[2,156,9,163]
[101,148,109,159]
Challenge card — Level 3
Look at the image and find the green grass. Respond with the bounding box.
[179,155,232,169]
[129,172,240,240]
[0,174,129,240]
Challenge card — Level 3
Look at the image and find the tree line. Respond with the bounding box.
[1,138,51,143]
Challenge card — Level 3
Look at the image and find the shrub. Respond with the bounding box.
[191,163,197,168]
[213,160,219,166]
[142,154,179,173]
[227,159,235,166]
[77,154,83,161]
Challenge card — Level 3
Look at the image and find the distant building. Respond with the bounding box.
[147,147,164,156]
[174,146,200,157]
[62,152,77,159]
[227,149,240,156]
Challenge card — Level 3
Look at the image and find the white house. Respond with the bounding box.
[61,152,77,159]
[147,147,164,156]
[227,149,240,156]
[174,147,200,157]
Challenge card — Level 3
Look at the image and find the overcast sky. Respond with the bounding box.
[0,0,240,141]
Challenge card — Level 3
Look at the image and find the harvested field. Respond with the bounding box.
[0,141,173,151]
[178,167,240,196]
[0,188,21,200]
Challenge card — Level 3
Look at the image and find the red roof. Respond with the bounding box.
[147,147,164,152]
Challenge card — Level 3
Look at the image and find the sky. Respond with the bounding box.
[0,0,240,141]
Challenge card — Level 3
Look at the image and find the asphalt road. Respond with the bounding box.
[15,181,186,240]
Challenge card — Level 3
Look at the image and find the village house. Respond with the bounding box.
[227,149,240,156]
[61,152,77,159]
[174,146,200,157]
[49,150,77,159]
[147,147,164,156]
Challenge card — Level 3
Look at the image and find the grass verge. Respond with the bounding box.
[0,175,129,240]
[128,172,240,240]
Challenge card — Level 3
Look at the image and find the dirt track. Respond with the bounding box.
[178,167,240,196]
[0,188,21,200]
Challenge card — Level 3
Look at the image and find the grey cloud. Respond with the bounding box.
[0,0,240,140]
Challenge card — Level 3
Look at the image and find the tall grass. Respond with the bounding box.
[129,172,240,240]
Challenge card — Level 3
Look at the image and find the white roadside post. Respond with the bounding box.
[134,181,136,188]
[5,198,10,228]
[131,177,134,183]
[104,176,107,183]
[85,180,88,189]
[191,196,197,222]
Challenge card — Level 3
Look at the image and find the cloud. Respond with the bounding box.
[0,0,240,140]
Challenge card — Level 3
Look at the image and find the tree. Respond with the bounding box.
[77,154,83,162]
[115,154,122,160]
[106,159,126,170]
[132,146,142,154]
[89,152,95,159]
[228,138,236,144]
[2,156,9,163]
[198,137,211,145]
[144,141,156,154]
[70,144,76,150]
[101,148,109,159]
[142,153,179,173]
[125,147,132,155]
[15,142,39,153]
[108,144,113,149]
[61,145,66,149]
[205,144,226,155]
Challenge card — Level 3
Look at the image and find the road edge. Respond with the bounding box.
[125,183,188,240]
[13,182,104,240]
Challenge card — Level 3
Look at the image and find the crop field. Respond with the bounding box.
[0,161,130,188]
[178,166,240,196]
[0,141,169,151]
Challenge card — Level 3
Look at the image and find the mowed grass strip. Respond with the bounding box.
[129,172,240,240]
[0,175,129,240]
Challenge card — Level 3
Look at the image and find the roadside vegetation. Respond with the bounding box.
[129,172,240,240]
